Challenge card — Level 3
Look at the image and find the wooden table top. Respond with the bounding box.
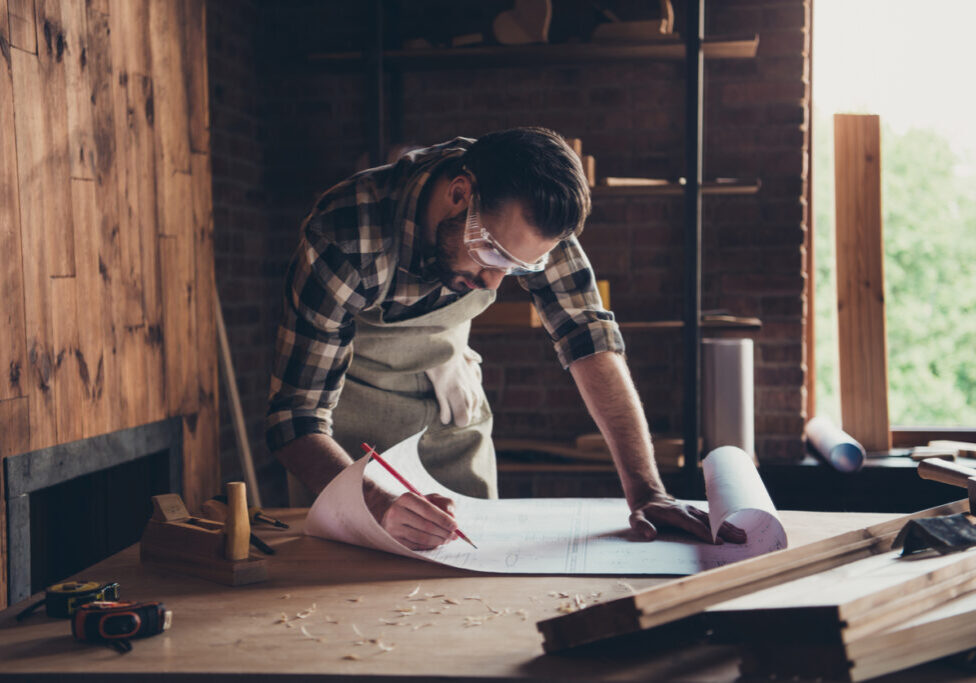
[0,507,968,682]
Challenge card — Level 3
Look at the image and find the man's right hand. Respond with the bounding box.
[371,491,460,550]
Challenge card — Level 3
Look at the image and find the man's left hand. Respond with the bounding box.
[629,495,747,544]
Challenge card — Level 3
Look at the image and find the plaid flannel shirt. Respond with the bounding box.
[266,137,624,452]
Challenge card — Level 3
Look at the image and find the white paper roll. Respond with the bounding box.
[804,415,865,472]
[703,445,786,550]
[703,338,755,459]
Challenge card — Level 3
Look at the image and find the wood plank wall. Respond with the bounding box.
[0,0,218,608]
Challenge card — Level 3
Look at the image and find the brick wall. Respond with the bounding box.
[206,0,811,503]
[206,0,283,501]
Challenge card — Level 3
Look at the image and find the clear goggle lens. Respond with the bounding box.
[463,195,549,275]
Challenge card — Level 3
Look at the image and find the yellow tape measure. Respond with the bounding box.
[16,581,121,620]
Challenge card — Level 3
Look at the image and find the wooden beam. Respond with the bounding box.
[833,114,890,453]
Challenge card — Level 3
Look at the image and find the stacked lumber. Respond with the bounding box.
[709,547,976,680]
[537,498,976,679]
[536,500,970,642]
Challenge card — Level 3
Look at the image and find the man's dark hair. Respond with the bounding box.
[460,127,591,240]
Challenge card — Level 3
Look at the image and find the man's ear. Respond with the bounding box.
[448,174,471,208]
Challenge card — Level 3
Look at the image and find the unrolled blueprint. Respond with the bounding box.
[305,432,787,575]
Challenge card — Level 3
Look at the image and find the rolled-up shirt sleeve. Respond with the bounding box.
[265,223,375,452]
[519,235,625,369]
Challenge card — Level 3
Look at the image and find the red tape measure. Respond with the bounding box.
[72,601,172,653]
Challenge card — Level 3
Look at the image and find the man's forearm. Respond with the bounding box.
[569,351,669,508]
[273,433,354,496]
[274,433,396,514]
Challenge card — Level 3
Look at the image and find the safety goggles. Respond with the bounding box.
[463,193,549,275]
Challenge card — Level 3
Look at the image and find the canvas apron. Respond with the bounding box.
[330,282,498,499]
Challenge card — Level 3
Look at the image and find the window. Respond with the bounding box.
[812,0,976,430]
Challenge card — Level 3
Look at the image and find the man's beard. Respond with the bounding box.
[430,211,487,293]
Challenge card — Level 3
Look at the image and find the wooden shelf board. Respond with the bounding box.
[472,316,762,335]
[592,179,761,197]
[307,35,759,70]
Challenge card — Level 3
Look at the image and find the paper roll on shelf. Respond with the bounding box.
[804,415,866,472]
[702,338,755,462]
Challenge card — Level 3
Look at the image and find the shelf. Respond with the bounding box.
[307,34,759,70]
[471,316,762,335]
[620,315,762,331]
[592,179,761,197]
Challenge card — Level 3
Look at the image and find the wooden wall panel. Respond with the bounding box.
[179,0,217,510]
[833,114,891,452]
[109,0,164,427]
[81,0,121,433]
[151,0,198,418]
[182,0,208,155]
[2,0,219,603]
[61,0,94,180]
[7,0,35,52]
[0,0,28,403]
[11,0,72,450]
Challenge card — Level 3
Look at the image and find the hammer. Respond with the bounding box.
[918,459,976,512]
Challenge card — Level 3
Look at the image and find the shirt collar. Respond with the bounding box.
[392,139,472,284]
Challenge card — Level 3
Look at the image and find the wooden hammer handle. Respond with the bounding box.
[918,459,976,488]
[224,482,251,561]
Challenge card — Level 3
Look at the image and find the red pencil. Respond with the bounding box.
[361,443,478,550]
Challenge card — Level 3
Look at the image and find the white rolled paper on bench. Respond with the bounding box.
[804,415,866,473]
[703,445,786,550]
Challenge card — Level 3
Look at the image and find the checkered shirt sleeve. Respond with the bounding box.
[265,181,387,452]
[520,235,625,368]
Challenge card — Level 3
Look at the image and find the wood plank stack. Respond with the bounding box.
[709,548,976,680]
[538,500,976,680]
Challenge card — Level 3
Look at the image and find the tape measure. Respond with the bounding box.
[16,581,121,621]
[72,601,172,653]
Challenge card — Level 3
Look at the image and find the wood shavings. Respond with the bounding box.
[412,622,434,631]
[463,595,482,601]
[352,624,364,637]
[556,594,589,614]
[347,596,363,603]
[342,654,361,661]
[616,581,637,594]
[515,609,529,621]
[299,625,326,642]
[394,605,417,615]
[405,585,420,598]
[443,598,460,605]
[462,616,487,627]
[376,641,396,653]
[426,593,445,598]
[428,609,444,615]
[275,612,289,624]
[280,593,291,599]
[548,591,571,599]
[379,618,405,626]
[323,615,338,624]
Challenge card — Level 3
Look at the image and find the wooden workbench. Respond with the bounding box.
[0,508,972,682]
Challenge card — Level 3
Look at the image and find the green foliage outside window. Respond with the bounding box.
[814,110,976,427]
